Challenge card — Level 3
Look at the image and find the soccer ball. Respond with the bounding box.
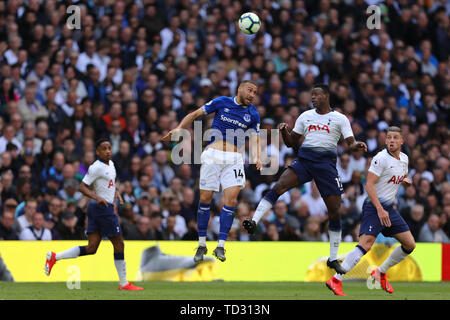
[238,12,261,35]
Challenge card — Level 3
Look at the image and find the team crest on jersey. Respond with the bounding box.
[243,114,251,122]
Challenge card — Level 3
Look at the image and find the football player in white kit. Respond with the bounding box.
[326,126,415,296]
[44,138,143,291]
[243,84,367,274]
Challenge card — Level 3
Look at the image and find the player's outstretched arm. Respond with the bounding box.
[345,136,368,152]
[79,181,108,206]
[161,107,204,142]
[278,123,303,148]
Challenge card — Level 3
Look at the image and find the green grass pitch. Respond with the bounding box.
[0,281,449,300]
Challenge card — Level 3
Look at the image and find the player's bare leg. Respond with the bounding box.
[323,194,347,274]
[110,234,143,291]
[392,231,416,254]
[45,231,101,276]
[244,167,299,234]
[195,190,214,262]
[213,186,240,262]
[372,231,415,294]
[327,234,374,296]
[85,231,102,254]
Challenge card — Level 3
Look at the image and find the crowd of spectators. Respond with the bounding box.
[0,0,448,244]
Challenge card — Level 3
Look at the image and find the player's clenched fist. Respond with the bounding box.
[255,159,262,170]
[278,123,290,131]
[161,129,177,142]
[402,176,412,186]
[352,141,368,152]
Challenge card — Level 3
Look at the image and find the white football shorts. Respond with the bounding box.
[199,148,245,192]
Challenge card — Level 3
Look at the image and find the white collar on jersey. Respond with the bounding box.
[234,96,248,107]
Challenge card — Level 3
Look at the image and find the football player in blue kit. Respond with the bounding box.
[243,84,367,274]
[162,80,262,262]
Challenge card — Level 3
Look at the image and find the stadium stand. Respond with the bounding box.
[0,0,448,244]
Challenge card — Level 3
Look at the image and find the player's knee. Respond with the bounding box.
[359,237,375,251]
[402,242,415,254]
[199,194,212,204]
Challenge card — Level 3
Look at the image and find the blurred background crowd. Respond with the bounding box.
[0,0,448,244]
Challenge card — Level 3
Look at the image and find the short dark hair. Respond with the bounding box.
[312,84,330,95]
[238,80,258,88]
[6,142,18,151]
[95,137,110,149]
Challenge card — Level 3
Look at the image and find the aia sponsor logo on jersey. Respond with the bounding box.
[108,179,114,188]
[308,124,330,133]
[387,175,404,185]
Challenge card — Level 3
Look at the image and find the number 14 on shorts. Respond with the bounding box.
[234,169,244,178]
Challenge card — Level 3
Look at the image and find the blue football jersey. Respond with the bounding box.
[202,96,260,149]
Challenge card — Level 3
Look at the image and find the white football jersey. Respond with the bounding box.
[368,149,409,205]
[82,160,117,204]
[292,109,354,152]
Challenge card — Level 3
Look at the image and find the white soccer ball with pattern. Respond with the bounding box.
[238,12,261,35]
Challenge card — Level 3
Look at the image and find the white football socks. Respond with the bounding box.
[334,245,412,281]
[378,246,409,274]
[328,230,342,261]
[198,236,207,247]
[55,246,80,261]
[334,246,365,281]
[114,259,128,286]
[252,199,273,224]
